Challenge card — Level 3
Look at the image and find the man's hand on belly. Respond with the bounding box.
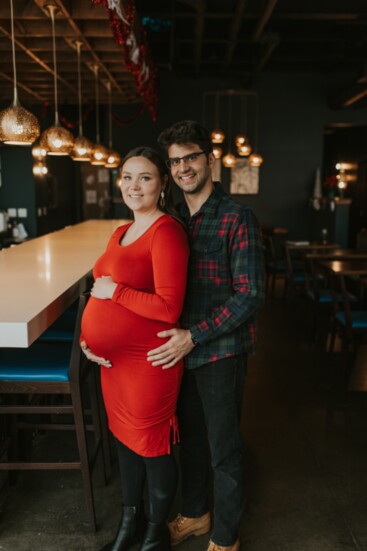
[147,328,194,369]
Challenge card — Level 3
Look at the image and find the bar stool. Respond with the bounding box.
[0,294,107,532]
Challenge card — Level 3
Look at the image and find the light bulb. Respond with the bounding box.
[249,152,263,167]
[212,146,223,159]
[211,128,225,144]
[222,153,237,167]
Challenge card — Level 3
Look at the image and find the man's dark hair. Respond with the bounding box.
[158,120,212,153]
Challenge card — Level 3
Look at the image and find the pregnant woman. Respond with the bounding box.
[80,146,189,551]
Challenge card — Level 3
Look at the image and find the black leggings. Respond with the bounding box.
[115,438,178,524]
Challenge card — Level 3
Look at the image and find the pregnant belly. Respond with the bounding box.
[81,297,171,363]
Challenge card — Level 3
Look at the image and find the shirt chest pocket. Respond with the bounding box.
[191,239,223,284]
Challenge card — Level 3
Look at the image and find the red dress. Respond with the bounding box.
[81,215,189,457]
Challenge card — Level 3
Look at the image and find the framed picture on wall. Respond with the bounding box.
[230,159,259,195]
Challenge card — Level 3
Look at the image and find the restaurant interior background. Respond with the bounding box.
[1,0,367,246]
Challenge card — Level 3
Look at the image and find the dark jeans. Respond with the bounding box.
[178,354,247,547]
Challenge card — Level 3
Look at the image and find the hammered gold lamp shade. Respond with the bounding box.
[0,0,40,146]
[105,149,121,168]
[41,4,74,157]
[222,153,237,168]
[211,128,225,144]
[40,125,74,156]
[212,146,223,160]
[70,135,93,161]
[249,152,264,167]
[237,140,252,157]
[0,99,40,146]
[90,143,109,165]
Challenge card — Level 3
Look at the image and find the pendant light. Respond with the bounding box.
[70,41,93,162]
[248,93,263,167]
[212,145,223,160]
[236,96,252,157]
[104,81,121,169]
[90,65,109,166]
[222,93,237,168]
[0,0,40,145]
[40,4,74,156]
[210,94,225,144]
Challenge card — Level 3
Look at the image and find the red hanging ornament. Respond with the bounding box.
[92,0,159,121]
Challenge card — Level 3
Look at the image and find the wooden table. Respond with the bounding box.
[306,249,367,261]
[0,220,129,348]
[285,242,340,252]
[316,260,367,276]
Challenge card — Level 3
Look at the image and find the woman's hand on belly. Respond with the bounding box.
[91,275,117,300]
[80,340,112,368]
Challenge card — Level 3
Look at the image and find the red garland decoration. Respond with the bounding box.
[92,0,159,121]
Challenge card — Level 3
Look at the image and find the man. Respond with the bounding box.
[147,120,265,551]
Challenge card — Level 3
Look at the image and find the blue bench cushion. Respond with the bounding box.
[0,342,72,382]
[335,311,367,329]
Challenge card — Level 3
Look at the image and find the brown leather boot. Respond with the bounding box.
[168,512,211,546]
[207,538,240,551]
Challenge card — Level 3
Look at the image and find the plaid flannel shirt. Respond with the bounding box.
[178,183,266,369]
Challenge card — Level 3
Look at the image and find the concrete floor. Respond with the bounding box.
[1,286,367,551]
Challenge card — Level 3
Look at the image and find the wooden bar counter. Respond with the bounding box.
[0,220,128,348]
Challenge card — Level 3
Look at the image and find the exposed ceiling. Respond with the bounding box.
[1,0,367,111]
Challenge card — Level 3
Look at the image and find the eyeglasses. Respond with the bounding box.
[165,151,207,169]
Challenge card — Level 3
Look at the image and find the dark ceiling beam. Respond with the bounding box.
[0,70,44,101]
[177,0,206,76]
[34,0,129,102]
[253,34,280,74]
[226,0,247,66]
[0,23,76,94]
[252,0,278,41]
[328,83,367,109]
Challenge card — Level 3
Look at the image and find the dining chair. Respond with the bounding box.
[329,274,367,384]
[0,294,107,532]
[263,235,287,298]
[282,244,309,301]
[304,256,357,340]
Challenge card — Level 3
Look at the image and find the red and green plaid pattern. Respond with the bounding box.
[178,183,265,369]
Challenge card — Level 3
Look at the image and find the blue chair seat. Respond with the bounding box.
[307,290,358,304]
[335,311,367,329]
[39,329,74,342]
[267,261,286,271]
[0,342,71,382]
[291,274,306,282]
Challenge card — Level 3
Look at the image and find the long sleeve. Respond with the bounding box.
[112,220,189,324]
[190,209,265,345]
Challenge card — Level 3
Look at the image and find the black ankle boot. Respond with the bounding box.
[100,504,146,551]
[139,521,171,551]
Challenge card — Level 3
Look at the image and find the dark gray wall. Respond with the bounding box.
[1,71,367,240]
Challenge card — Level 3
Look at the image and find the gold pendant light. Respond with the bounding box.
[222,91,236,168]
[0,0,40,146]
[90,65,109,166]
[104,81,121,169]
[249,152,264,167]
[210,94,225,144]
[70,41,93,162]
[40,4,74,156]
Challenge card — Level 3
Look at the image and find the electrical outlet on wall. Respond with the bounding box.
[18,208,27,218]
[7,208,16,218]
